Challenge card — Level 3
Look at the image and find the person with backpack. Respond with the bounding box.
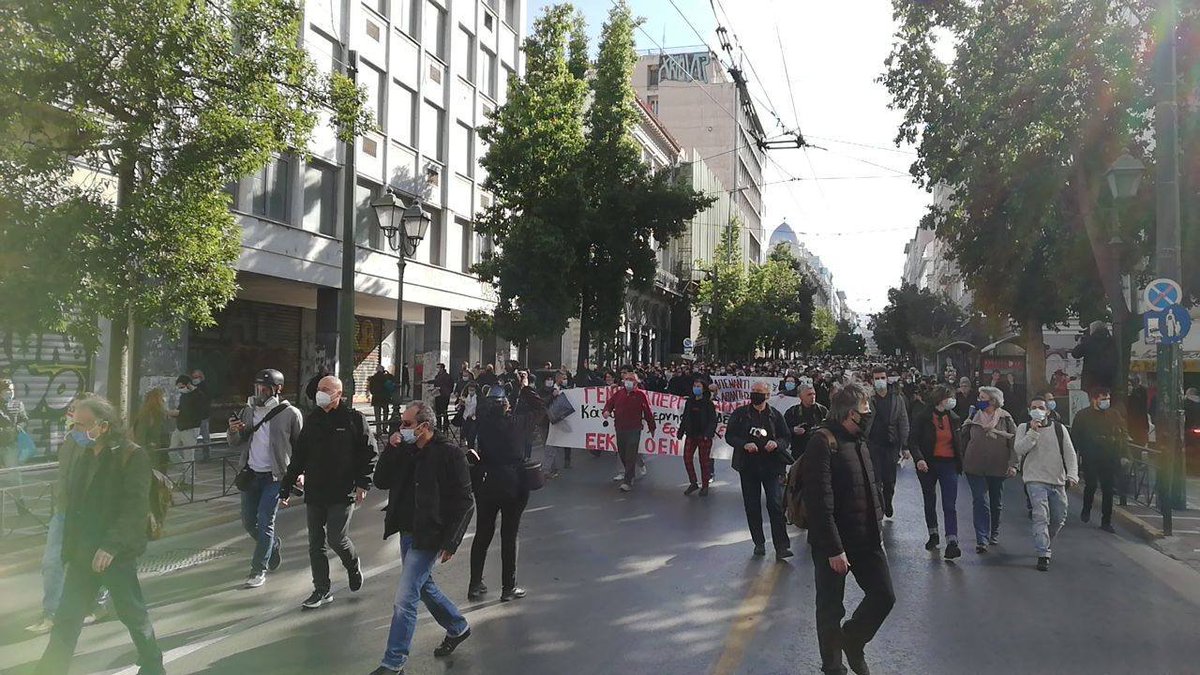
[36,396,164,675]
[677,377,718,497]
[908,385,962,560]
[227,369,303,589]
[280,375,376,610]
[726,381,793,559]
[1012,394,1079,571]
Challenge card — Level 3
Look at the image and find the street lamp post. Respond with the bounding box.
[1104,153,1145,408]
[373,189,431,402]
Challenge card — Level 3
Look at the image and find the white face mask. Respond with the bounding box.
[873,379,888,391]
[1030,408,1048,422]
[943,398,956,410]
[1098,399,1111,411]
[315,391,335,408]
[624,380,635,392]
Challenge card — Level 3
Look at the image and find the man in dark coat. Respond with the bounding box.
[281,376,377,609]
[726,381,793,559]
[1072,387,1126,533]
[802,382,895,675]
[368,366,394,432]
[865,367,909,519]
[1071,321,1118,393]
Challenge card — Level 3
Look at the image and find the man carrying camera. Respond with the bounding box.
[726,381,793,559]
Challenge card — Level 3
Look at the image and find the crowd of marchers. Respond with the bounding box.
[15,345,1177,675]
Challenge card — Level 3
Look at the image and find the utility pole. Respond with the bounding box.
[339,49,359,399]
[1152,0,1184,523]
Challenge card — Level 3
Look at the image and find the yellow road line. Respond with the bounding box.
[710,563,785,675]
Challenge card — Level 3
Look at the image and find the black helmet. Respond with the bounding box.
[254,369,285,387]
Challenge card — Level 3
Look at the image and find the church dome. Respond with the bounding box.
[769,220,800,249]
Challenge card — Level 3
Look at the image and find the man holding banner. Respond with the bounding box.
[602,372,656,493]
[726,381,794,559]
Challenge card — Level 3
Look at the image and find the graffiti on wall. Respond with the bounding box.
[659,52,714,84]
[0,333,91,459]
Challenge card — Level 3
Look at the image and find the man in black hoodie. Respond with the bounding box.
[280,376,377,610]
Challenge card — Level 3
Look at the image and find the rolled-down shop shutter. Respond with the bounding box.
[352,317,383,403]
[188,299,303,407]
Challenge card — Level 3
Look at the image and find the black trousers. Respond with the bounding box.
[307,502,357,593]
[738,465,790,552]
[1081,458,1118,526]
[811,546,896,675]
[470,489,529,590]
[869,442,899,510]
[434,395,451,431]
[373,403,390,433]
[38,557,163,675]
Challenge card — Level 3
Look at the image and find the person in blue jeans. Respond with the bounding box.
[908,386,964,561]
[227,369,303,589]
[371,401,475,675]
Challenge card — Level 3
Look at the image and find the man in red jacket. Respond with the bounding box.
[603,372,656,493]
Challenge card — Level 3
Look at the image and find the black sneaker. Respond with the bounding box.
[368,667,401,675]
[1100,523,1116,533]
[752,544,766,557]
[883,502,894,519]
[924,533,940,551]
[944,541,962,560]
[976,544,988,554]
[434,628,471,657]
[1080,509,1091,523]
[500,587,526,602]
[348,559,363,592]
[268,537,283,571]
[776,548,794,561]
[467,582,488,600]
[989,533,999,546]
[1036,556,1050,572]
[843,641,871,675]
[302,590,333,609]
[684,483,700,496]
[698,486,709,496]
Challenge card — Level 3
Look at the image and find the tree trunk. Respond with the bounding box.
[107,154,138,417]
[577,310,592,374]
[1023,318,1048,397]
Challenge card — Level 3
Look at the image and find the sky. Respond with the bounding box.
[525,0,932,317]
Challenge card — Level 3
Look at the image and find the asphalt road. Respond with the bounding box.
[3,451,1200,675]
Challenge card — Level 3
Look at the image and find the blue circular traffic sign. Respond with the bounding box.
[1144,278,1183,311]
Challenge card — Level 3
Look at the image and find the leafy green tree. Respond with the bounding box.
[881,0,1162,389]
[869,283,965,364]
[829,319,867,356]
[812,308,838,353]
[0,0,369,412]
[749,243,819,357]
[697,224,750,359]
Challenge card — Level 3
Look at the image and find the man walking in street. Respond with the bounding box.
[280,375,376,610]
[602,371,656,493]
[785,382,829,455]
[802,382,894,675]
[190,369,212,456]
[168,374,209,467]
[1072,387,1125,533]
[370,401,475,675]
[865,366,909,518]
[368,366,393,433]
[726,381,793,559]
[426,363,455,432]
[228,369,303,589]
[1012,394,1079,571]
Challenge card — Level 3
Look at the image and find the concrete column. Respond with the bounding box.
[316,287,340,376]
[421,307,451,403]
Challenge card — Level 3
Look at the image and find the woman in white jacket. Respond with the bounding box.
[1011,394,1080,572]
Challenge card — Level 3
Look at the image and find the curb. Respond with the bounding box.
[1066,482,1164,540]
[0,509,244,578]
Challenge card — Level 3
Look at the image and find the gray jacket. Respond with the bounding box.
[866,389,909,450]
[228,401,304,480]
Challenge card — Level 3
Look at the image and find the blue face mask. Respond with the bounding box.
[784,381,797,392]
[1098,399,1111,411]
[71,430,94,447]
[692,386,704,397]
[976,400,991,411]
[1047,400,1057,411]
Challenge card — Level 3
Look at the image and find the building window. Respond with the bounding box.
[647,94,659,115]
[504,0,517,25]
[397,0,419,38]
[424,1,447,60]
[458,218,473,272]
[391,81,417,147]
[483,11,494,32]
[454,26,475,83]
[479,48,496,98]
[647,63,660,87]
[452,120,474,177]
[366,0,386,17]
[426,207,444,266]
[250,155,291,223]
[421,101,445,162]
[303,161,338,236]
[355,179,382,249]
[363,64,385,128]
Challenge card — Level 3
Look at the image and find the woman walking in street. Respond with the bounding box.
[909,385,964,560]
[677,378,717,496]
[961,386,1017,553]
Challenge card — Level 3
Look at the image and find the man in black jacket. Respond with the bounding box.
[802,382,894,675]
[1072,387,1126,532]
[426,363,455,432]
[280,376,377,610]
[726,381,793,559]
[367,366,393,432]
[169,374,210,465]
[785,383,829,454]
[865,366,909,519]
[37,397,164,675]
[370,401,474,675]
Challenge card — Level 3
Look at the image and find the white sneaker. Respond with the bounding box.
[612,472,625,482]
[619,483,632,492]
[244,571,266,589]
[637,463,648,479]
[24,618,53,634]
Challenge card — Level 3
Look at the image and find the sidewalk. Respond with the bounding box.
[1100,476,1200,573]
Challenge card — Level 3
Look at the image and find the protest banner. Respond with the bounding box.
[545,376,800,459]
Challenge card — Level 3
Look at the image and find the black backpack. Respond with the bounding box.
[122,445,173,541]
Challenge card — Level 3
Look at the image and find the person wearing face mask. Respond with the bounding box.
[780,375,801,398]
[1071,387,1126,533]
[0,379,29,469]
[167,375,206,468]
[279,376,376,610]
[865,366,909,519]
[36,396,165,675]
[602,372,656,493]
[909,386,962,559]
[368,366,395,435]
[371,402,475,675]
[960,386,1017,553]
[227,369,303,589]
[425,364,455,432]
[726,381,793,558]
[785,383,829,460]
[1012,395,1079,571]
[677,378,718,496]
[802,382,894,675]
[541,371,571,477]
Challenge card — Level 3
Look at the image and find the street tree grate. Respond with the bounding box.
[138,547,237,576]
